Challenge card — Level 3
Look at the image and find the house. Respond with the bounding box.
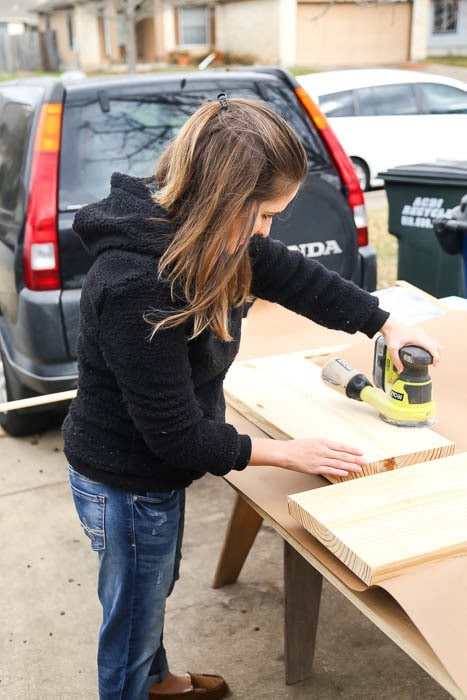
[0,0,41,73]
[215,0,467,66]
[31,0,467,72]
[0,0,38,34]
[34,0,122,69]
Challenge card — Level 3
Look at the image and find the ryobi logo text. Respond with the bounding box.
[287,240,343,258]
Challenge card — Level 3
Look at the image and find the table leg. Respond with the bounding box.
[284,541,323,685]
[212,494,264,588]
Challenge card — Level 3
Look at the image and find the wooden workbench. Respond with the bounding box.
[213,297,467,699]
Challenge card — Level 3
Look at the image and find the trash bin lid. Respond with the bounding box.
[379,160,467,186]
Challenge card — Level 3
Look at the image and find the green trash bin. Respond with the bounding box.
[379,161,467,298]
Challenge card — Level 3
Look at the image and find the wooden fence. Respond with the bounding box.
[0,31,59,74]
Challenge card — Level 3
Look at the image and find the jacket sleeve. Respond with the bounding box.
[249,235,388,337]
[97,272,251,476]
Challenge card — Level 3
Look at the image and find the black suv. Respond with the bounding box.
[0,68,377,436]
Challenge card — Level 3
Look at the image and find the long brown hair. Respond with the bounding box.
[151,97,307,341]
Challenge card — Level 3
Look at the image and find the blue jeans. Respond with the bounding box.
[68,466,185,700]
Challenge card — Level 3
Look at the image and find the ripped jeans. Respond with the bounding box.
[68,466,184,700]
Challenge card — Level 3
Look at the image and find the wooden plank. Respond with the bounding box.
[0,389,76,414]
[287,453,467,586]
[224,353,455,484]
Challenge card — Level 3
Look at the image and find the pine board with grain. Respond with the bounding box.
[287,454,467,585]
[224,353,455,484]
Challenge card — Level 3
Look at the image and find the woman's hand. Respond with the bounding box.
[378,316,442,372]
[249,437,367,479]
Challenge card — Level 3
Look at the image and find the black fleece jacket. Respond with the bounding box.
[62,172,389,492]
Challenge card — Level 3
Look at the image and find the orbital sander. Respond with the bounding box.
[321,336,436,427]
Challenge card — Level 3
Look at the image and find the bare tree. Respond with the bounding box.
[112,0,154,72]
[111,0,214,72]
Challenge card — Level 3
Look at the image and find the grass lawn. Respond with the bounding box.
[367,206,398,290]
[425,55,467,67]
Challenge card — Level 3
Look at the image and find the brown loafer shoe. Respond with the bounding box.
[148,672,229,699]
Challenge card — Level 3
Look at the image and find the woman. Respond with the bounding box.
[63,96,440,700]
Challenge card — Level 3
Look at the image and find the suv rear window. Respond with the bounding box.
[59,83,330,210]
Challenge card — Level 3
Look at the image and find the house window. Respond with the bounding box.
[433,0,458,33]
[178,5,209,46]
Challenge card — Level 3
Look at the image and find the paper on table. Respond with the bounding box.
[225,300,467,698]
[373,285,446,324]
[381,557,467,699]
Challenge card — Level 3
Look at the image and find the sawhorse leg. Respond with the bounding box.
[212,495,323,686]
[284,541,323,684]
[212,494,263,588]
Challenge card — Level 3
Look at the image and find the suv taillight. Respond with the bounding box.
[23,103,62,291]
[294,87,369,248]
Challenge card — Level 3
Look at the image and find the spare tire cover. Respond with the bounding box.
[270,173,358,280]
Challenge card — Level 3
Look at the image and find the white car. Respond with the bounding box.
[297,68,467,190]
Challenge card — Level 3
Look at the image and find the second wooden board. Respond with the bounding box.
[287,453,467,585]
[224,353,454,483]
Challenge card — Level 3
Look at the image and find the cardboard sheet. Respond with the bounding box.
[381,557,467,698]
[224,299,467,698]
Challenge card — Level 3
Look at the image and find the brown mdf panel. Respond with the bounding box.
[224,353,455,484]
[288,453,467,586]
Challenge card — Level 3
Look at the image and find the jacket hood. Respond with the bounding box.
[72,172,174,258]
